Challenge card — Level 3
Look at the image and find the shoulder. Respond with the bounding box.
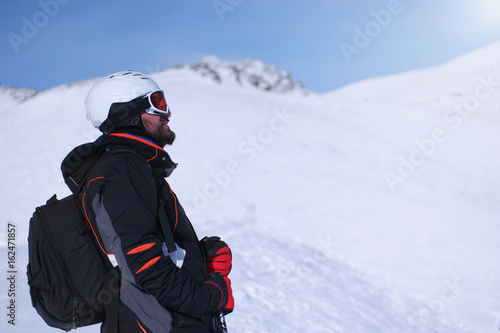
[88,149,155,186]
[84,150,158,203]
[100,149,149,171]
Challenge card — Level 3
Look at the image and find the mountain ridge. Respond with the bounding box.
[172,55,311,95]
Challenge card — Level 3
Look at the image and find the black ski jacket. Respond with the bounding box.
[61,133,222,332]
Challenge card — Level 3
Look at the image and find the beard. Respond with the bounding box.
[142,115,176,147]
[154,128,176,147]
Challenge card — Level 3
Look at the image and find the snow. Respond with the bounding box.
[1,42,500,332]
[178,55,310,95]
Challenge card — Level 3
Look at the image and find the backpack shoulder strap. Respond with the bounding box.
[156,179,177,253]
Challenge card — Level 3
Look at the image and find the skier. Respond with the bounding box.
[61,71,234,332]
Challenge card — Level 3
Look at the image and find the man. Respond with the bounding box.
[61,71,234,332]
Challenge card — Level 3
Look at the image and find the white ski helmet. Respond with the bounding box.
[85,71,161,131]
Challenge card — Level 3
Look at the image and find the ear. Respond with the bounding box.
[131,116,141,127]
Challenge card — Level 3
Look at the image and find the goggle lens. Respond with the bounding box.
[150,91,167,111]
[144,90,171,117]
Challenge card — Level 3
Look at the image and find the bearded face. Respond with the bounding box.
[141,113,176,147]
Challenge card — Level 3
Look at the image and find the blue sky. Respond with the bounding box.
[1,0,500,93]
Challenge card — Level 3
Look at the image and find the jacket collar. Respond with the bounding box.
[61,133,177,193]
[108,133,178,177]
[109,133,165,152]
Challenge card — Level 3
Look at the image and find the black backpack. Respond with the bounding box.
[27,149,176,332]
[26,193,120,331]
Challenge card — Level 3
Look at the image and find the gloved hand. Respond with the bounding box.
[200,236,232,276]
[205,273,234,315]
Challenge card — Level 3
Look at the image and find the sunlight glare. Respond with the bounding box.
[474,0,500,28]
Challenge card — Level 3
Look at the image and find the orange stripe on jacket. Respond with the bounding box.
[135,256,161,274]
[166,182,179,232]
[127,243,156,255]
[136,319,147,333]
[83,176,109,255]
[146,148,159,163]
[109,133,165,152]
[204,281,224,310]
[87,176,104,187]
[82,192,110,256]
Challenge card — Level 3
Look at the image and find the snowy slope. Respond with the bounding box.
[318,42,500,332]
[1,44,500,332]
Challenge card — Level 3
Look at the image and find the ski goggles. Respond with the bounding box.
[142,90,171,118]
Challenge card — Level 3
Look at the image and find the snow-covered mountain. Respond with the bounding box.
[0,86,37,102]
[0,85,38,114]
[175,55,310,95]
[1,46,500,332]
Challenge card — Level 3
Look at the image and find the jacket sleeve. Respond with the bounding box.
[82,154,221,318]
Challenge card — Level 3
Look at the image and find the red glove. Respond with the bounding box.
[205,273,234,315]
[200,236,232,276]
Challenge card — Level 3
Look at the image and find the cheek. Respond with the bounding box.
[141,116,158,130]
[141,118,151,130]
